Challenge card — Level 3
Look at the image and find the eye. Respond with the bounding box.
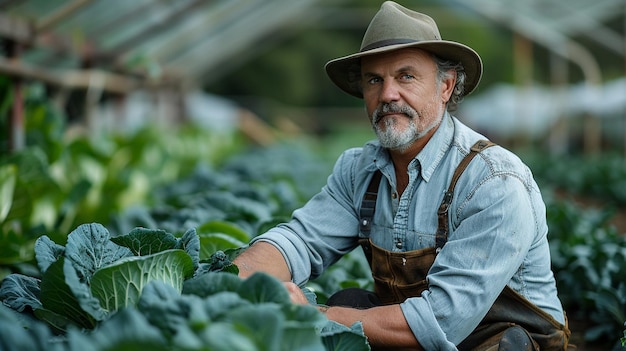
[366,76,382,85]
[400,73,415,81]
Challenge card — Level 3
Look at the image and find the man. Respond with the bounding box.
[234,2,571,350]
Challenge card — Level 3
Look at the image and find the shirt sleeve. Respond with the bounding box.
[401,172,537,347]
[250,148,363,286]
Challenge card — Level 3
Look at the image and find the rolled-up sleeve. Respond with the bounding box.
[251,148,364,286]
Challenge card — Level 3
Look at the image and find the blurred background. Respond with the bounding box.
[1,1,626,349]
[2,0,626,154]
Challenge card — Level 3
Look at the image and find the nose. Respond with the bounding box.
[380,79,400,103]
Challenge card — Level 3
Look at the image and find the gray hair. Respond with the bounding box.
[433,54,466,112]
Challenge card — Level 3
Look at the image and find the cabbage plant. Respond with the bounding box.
[0,223,369,351]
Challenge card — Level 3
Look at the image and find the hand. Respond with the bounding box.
[283,281,310,305]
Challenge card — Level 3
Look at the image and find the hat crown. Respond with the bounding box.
[361,1,441,52]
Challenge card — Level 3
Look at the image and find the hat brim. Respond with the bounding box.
[325,40,483,99]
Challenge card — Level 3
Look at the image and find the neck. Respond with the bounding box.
[387,122,435,169]
[387,129,433,196]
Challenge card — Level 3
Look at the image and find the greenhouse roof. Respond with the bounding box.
[1,0,625,93]
[449,0,626,84]
[0,0,329,93]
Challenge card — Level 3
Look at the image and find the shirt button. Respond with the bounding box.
[396,241,402,249]
[391,192,398,199]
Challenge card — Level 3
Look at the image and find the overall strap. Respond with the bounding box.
[359,170,383,235]
[436,140,496,251]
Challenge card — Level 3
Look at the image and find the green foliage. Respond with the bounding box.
[0,164,16,222]
[91,249,194,311]
[308,250,373,305]
[528,151,626,206]
[0,78,65,158]
[522,151,626,345]
[0,90,243,280]
[545,195,626,344]
[0,223,198,331]
[109,141,330,238]
[0,223,370,351]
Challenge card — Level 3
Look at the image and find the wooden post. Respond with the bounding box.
[548,52,569,155]
[9,78,24,152]
[513,32,533,150]
[5,39,25,152]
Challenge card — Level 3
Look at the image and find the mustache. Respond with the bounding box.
[372,102,417,123]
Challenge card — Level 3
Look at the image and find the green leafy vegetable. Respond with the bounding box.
[38,257,99,330]
[202,249,240,274]
[0,164,16,222]
[91,249,193,311]
[0,304,62,351]
[236,271,290,304]
[197,220,251,242]
[64,223,133,281]
[182,271,243,298]
[66,308,169,351]
[1,222,372,351]
[110,227,178,256]
[0,274,42,312]
[0,223,200,331]
[320,321,371,351]
[198,233,247,259]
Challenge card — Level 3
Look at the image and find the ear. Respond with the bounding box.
[440,70,456,103]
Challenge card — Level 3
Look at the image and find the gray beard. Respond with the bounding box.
[371,102,443,152]
[375,117,419,152]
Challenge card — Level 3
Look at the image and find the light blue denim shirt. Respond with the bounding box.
[252,112,565,349]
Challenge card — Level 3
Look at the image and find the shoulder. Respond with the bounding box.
[448,121,545,226]
[329,141,385,192]
[452,117,529,174]
[450,117,536,191]
[334,140,381,172]
[470,144,532,185]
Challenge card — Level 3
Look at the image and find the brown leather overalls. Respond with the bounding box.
[358,140,571,350]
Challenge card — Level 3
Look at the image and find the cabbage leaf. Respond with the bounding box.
[90,249,193,311]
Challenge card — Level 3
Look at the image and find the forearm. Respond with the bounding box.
[233,241,292,281]
[323,305,423,350]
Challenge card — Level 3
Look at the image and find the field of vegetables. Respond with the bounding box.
[1,89,626,350]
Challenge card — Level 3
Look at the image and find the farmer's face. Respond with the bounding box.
[361,48,454,152]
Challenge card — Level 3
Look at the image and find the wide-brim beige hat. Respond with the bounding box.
[325,1,483,99]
